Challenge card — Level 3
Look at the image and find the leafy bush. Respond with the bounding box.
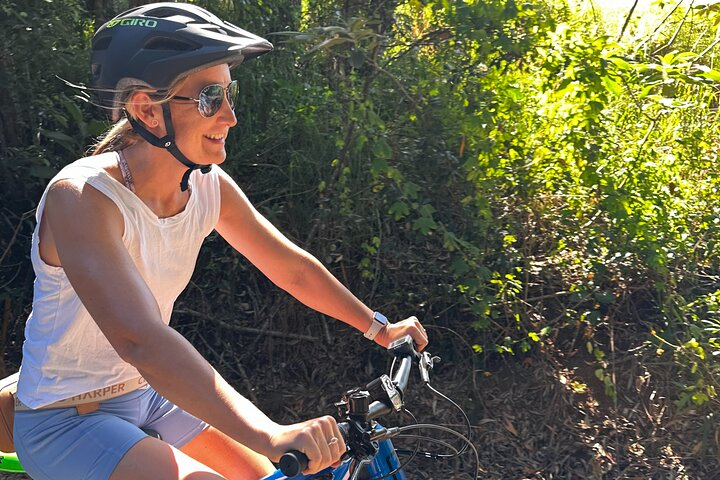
[4,0,720,418]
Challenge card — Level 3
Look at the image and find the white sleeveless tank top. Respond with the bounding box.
[17,152,221,408]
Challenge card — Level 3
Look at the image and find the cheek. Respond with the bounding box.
[168,104,203,134]
[172,117,205,144]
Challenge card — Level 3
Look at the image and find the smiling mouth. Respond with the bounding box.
[204,134,225,141]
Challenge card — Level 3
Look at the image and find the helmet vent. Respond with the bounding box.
[144,7,190,19]
[144,37,198,52]
[198,25,228,35]
[92,36,112,51]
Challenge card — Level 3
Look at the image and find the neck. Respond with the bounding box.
[121,142,191,206]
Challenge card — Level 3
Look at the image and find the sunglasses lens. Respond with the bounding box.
[227,81,239,110]
[199,84,224,117]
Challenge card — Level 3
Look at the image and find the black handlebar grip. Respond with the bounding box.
[338,421,349,439]
[279,450,308,477]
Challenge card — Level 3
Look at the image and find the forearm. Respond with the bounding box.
[282,253,430,351]
[124,323,279,456]
[282,253,373,333]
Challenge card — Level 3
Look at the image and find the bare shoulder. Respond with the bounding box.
[217,167,254,214]
[46,176,109,207]
[45,177,123,235]
[216,166,244,194]
[47,176,86,197]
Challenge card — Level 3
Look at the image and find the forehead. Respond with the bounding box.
[181,64,232,91]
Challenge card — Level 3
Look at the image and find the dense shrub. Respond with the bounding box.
[3,0,720,431]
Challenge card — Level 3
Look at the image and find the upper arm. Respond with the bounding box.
[215,170,311,289]
[44,179,165,359]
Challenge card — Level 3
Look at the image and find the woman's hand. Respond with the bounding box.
[266,416,346,474]
[374,315,429,351]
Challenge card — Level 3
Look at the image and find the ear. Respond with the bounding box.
[125,91,164,133]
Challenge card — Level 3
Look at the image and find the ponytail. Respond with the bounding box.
[91,118,141,156]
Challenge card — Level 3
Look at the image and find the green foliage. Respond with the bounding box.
[4,0,720,416]
[0,0,95,332]
[0,0,97,201]
[448,1,720,408]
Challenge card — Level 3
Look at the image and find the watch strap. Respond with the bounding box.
[364,311,388,340]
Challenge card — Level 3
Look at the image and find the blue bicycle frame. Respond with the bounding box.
[261,432,406,480]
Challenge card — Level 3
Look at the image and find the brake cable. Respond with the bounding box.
[424,381,473,458]
[395,434,460,456]
[383,353,478,476]
[388,352,473,458]
[367,408,421,480]
[387,423,480,477]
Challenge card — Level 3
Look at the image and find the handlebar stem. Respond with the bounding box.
[279,337,437,477]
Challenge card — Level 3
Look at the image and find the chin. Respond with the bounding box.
[200,149,227,165]
[214,152,227,165]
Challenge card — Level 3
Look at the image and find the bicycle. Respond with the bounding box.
[0,335,479,479]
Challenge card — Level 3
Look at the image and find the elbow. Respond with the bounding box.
[278,253,317,291]
[109,322,177,371]
[112,337,146,366]
[110,328,164,369]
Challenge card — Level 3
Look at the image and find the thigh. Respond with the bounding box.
[130,389,274,478]
[180,426,275,480]
[14,408,147,480]
[136,388,208,448]
[109,436,225,480]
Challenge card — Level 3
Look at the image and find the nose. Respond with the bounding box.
[219,94,237,127]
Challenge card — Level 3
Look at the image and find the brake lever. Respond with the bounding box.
[369,425,400,442]
[347,457,373,480]
[419,351,440,384]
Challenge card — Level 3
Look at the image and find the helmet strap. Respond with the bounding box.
[123,105,211,192]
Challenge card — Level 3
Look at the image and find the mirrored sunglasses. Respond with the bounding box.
[171,80,239,117]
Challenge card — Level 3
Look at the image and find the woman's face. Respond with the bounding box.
[167,64,238,165]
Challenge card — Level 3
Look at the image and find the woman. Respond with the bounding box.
[13,3,428,480]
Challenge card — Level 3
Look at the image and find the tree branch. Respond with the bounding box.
[636,0,685,52]
[174,308,318,342]
[0,210,34,267]
[618,0,640,42]
[652,0,695,56]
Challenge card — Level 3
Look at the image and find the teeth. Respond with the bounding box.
[206,134,225,140]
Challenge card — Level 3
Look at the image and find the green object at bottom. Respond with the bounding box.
[0,451,24,473]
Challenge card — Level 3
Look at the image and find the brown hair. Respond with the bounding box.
[91,118,141,155]
[90,77,189,156]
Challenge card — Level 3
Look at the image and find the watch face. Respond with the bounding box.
[373,312,388,325]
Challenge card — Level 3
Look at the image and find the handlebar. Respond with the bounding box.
[279,422,350,477]
[278,335,430,477]
[277,451,307,478]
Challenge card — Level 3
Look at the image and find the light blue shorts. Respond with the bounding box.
[13,386,208,480]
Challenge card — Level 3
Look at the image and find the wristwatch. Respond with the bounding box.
[364,311,388,340]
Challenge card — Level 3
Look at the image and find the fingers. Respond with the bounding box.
[326,415,346,465]
[403,315,429,351]
[377,315,430,351]
[301,416,345,474]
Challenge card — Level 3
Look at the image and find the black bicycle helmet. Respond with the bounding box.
[91,2,273,107]
[90,2,273,191]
